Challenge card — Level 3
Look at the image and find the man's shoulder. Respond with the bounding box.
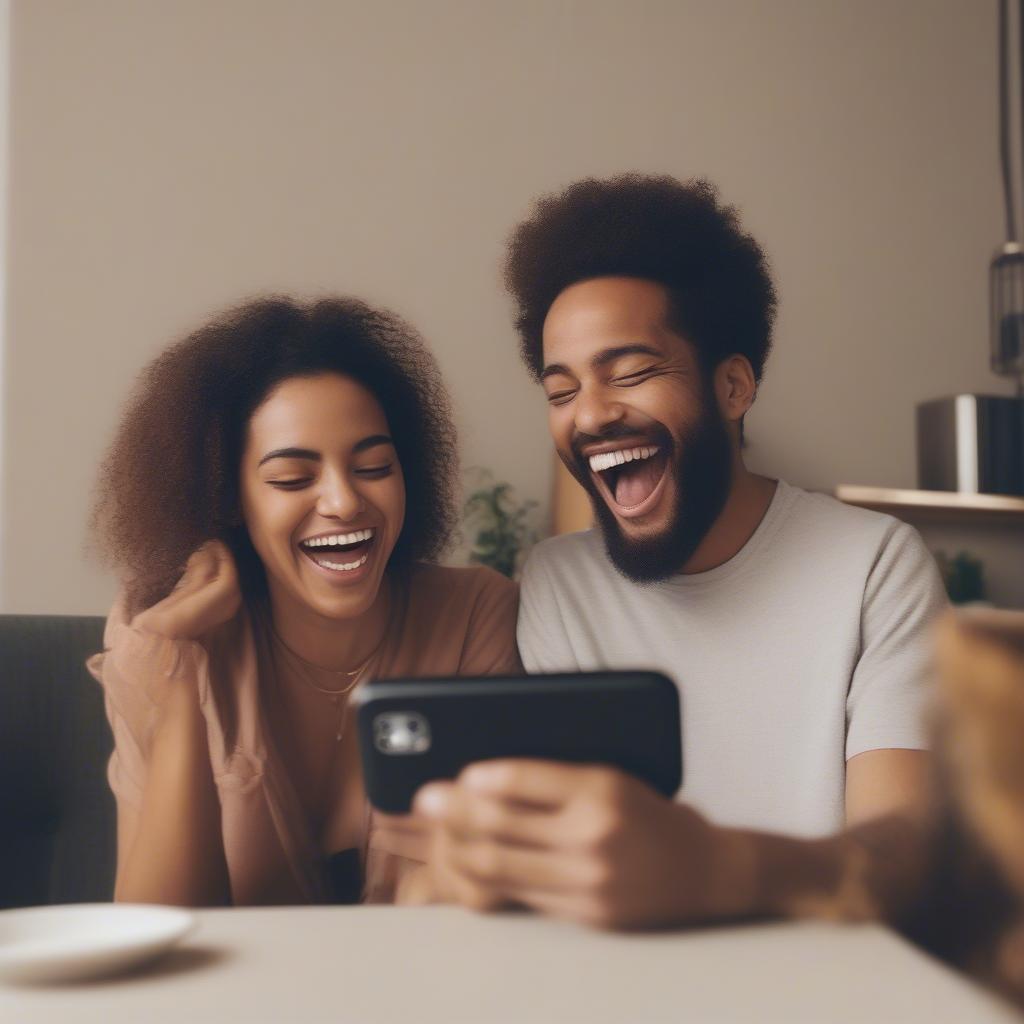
[781,481,914,551]
[778,482,942,605]
[521,530,608,586]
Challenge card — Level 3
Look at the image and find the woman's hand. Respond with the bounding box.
[131,540,242,641]
[370,813,443,904]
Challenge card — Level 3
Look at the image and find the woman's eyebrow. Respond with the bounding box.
[352,434,394,454]
[257,435,393,467]
[257,447,320,467]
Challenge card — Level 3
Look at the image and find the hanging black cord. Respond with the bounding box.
[999,0,1018,242]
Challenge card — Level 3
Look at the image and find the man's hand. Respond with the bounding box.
[413,760,755,929]
[131,540,242,641]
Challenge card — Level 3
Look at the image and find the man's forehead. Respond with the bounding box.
[541,277,687,371]
[545,276,670,327]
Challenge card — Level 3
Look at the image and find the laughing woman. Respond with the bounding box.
[88,297,520,906]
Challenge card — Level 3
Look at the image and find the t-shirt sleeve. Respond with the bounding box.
[845,521,949,759]
[87,599,209,809]
[457,569,524,676]
[517,544,583,673]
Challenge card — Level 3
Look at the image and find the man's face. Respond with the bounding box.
[541,276,733,582]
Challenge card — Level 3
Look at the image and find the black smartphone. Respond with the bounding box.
[354,671,682,814]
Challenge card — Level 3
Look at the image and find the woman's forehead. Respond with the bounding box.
[247,373,389,445]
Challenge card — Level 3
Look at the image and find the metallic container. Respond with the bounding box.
[916,395,1024,496]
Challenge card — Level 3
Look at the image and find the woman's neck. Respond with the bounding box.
[267,577,392,673]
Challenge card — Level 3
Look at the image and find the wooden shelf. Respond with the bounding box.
[835,485,1024,526]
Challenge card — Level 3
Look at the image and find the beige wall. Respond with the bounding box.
[3,0,1018,614]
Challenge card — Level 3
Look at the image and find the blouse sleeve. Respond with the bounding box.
[86,598,210,808]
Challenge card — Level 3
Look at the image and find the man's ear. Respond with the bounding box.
[714,355,757,423]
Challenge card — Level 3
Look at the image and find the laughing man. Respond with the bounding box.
[413,175,949,928]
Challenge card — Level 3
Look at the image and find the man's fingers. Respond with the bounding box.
[457,759,619,808]
[448,838,593,893]
[429,827,508,912]
[415,784,558,847]
[509,887,599,925]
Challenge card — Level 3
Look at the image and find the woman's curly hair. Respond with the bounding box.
[504,174,777,384]
[92,296,459,615]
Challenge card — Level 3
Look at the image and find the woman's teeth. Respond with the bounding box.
[588,445,660,474]
[299,527,374,572]
[301,528,374,548]
[315,553,369,572]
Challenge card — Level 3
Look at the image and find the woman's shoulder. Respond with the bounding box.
[393,563,521,675]
[402,562,517,618]
[407,561,517,598]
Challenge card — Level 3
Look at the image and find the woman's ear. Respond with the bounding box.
[714,355,757,423]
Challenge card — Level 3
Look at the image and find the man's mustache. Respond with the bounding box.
[568,424,669,467]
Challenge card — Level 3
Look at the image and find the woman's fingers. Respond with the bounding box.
[131,540,241,639]
[371,813,434,861]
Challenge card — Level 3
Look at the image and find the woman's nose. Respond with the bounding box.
[315,473,365,522]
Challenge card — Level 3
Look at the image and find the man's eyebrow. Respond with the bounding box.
[540,344,666,381]
[257,447,320,467]
[591,344,664,368]
[540,363,571,382]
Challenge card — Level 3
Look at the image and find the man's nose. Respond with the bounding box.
[316,472,365,522]
[573,386,626,437]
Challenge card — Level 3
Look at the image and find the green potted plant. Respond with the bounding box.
[933,549,987,605]
[463,469,539,579]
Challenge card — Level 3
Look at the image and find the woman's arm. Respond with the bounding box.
[114,677,230,905]
[109,542,240,906]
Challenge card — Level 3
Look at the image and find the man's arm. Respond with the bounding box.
[413,760,934,930]
[846,748,932,827]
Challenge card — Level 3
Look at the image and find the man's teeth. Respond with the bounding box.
[588,446,660,474]
[316,553,369,572]
[301,528,374,548]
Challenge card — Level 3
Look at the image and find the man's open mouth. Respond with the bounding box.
[298,528,376,572]
[587,444,670,513]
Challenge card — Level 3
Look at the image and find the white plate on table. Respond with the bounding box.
[0,904,195,984]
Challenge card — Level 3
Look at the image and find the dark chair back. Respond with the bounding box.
[0,614,114,908]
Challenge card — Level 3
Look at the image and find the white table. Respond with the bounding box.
[1,907,1019,1023]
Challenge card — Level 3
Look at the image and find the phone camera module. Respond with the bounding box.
[373,712,431,755]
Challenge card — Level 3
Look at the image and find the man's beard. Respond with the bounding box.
[570,398,734,584]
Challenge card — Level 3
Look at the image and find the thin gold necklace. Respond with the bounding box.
[271,627,384,691]
[269,598,392,742]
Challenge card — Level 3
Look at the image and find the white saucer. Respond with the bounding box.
[0,904,195,984]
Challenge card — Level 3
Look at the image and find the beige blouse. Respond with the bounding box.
[88,563,521,905]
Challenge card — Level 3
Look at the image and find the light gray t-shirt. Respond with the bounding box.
[517,480,948,837]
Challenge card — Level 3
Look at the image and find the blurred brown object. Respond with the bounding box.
[925,609,1024,1002]
[551,456,593,535]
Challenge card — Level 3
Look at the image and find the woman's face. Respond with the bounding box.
[239,373,405,622]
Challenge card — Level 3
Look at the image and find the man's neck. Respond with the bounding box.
[679,462,777,575]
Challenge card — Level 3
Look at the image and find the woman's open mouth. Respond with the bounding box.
[588,444,671,519]
[298,527,376,574]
